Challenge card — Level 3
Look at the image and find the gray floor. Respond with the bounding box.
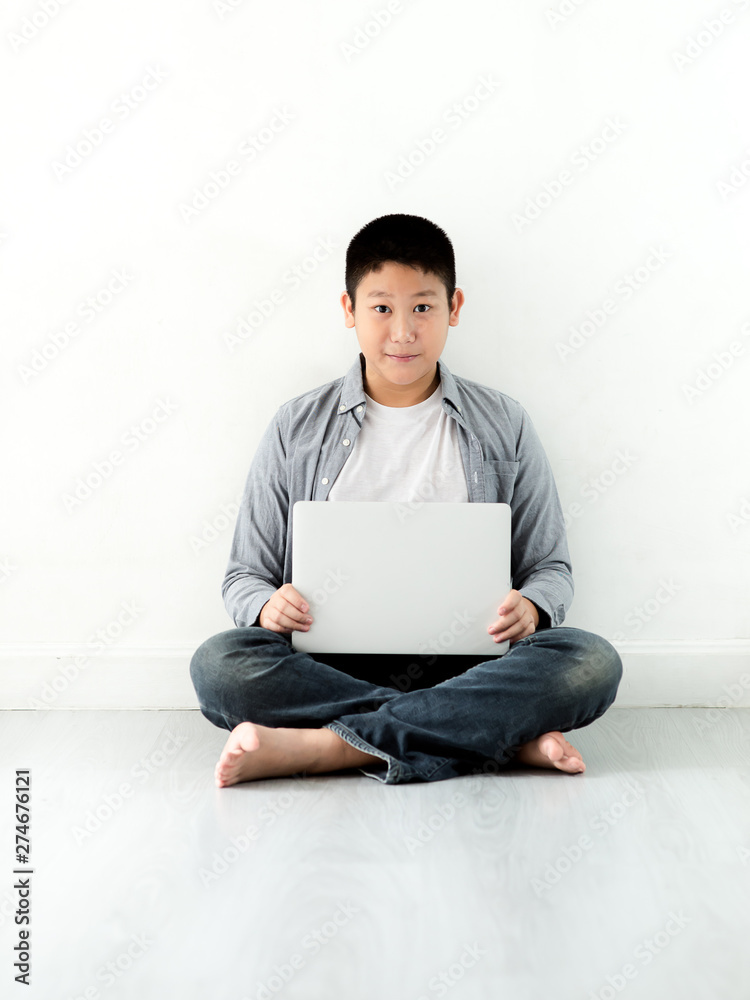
[1,708,749,999]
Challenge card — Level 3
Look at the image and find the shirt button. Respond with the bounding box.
[322,477,329,485]
[342,439,350,447]
[339,404,346,412]
[356,405,363,413]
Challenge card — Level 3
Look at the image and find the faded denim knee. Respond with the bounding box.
[562,630,623,706]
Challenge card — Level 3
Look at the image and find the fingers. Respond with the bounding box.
[263,584,313,634]
[489,615,535,645]
[488,590,536,645]
[497,588,523,617]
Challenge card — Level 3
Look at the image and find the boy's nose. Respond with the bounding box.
[390,321,415,340]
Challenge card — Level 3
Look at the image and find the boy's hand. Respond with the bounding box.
[258,583,313,634]
[487,590,539,645]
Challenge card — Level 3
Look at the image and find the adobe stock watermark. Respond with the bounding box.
[531,779,645,897]
[418,607,478,657]
[717,144,750,199]
[692,672,750,735]
[200,782,305,888]
[681,320,750,403]
[71,732,188,846]
[189,494,242,554]
[212,0,248,19]
[511,116,628,233]
[303,566,350,612]
[61,397,178,512]
[8,0,72,52]
[18,268,134,385]
[672,1,748,73]
[387,644,446,692]
[68,931,153,998]
[52,68,169,179]
[726,495,750,533]
[562,448,637,529]
[414,944,486,1000]
[239,902,360,1000]
[465,733,530,775]
[611,578,682,641]
[340,1,412,61]
[392,468,452,523]
[404,791,465,856]
[0,557,17,585]
[546,0,591,30]
[384,74,501,191]
[403,783,505,855]
[179,107,295,223]
[387,606,481,692]
[555,246,672,362]
[223,235,338,353]
[27,599,144,708]
[588,910,691,999]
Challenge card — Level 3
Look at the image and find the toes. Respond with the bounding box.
[539,735,565,762]
[216,759,239,781]
[559,757,585,773]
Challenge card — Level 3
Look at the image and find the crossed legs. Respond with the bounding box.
[189,626,622,786]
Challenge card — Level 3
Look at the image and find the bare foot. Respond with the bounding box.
[214,722,381,787]
[515,731,586,774]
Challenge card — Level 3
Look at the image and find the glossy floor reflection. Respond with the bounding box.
[1,708,749,999]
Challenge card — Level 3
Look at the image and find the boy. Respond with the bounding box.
[190,214,622,787]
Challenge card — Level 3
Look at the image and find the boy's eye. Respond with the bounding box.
[373,304,431,314]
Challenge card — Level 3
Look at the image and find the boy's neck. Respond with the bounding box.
[363,360,440,408]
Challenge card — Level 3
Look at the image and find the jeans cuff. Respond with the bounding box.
[323,722,407,784]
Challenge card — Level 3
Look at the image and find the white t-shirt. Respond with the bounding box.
[327,384,469,503]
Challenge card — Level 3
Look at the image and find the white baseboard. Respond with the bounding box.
[0,644,199,710]
[0,640,748,710]
[611,640,750,708]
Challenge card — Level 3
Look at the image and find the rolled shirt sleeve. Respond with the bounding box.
[222,407,288,628]
[510,406,574,628]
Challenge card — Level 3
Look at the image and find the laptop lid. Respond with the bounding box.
[291,500,511,656]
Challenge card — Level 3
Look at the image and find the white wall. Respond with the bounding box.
[3,0,749,708]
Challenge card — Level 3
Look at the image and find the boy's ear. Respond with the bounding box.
[449,287,465,325]
[341,290,356,328]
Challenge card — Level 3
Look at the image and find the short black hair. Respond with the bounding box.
[345,213,456,311]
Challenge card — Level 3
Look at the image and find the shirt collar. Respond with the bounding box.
[337,351,463,416]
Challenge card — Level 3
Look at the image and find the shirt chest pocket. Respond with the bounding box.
[482,459,519,503]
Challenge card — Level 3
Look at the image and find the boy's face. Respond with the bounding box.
[340,261,464,406]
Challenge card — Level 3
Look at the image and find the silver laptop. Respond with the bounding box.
[291,500,511,656]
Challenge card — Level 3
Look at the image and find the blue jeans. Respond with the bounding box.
[189,626,622,784]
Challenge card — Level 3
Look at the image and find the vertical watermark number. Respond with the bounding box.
[12,770,32,985]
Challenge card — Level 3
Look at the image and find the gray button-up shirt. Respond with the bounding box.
[223,352,573,631]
